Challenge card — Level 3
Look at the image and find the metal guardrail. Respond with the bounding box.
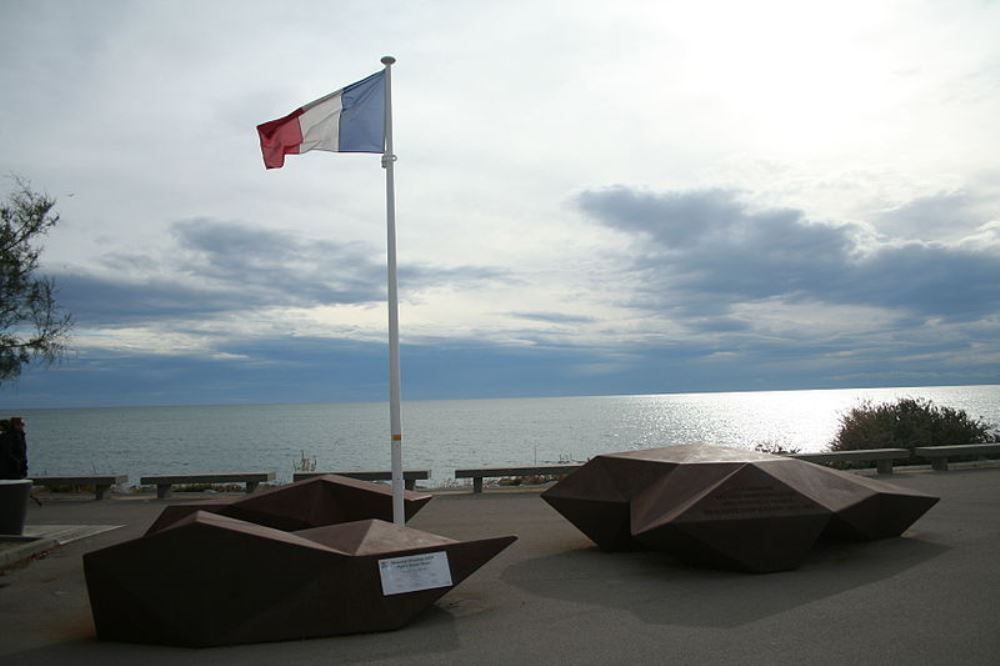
[29,475,128,500]
[292,470,430,490]
[914,443,1000,471]
[789,448,911,474]
[454,465,581,494]
[139,472,276,499]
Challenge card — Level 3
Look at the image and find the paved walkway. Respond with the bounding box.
[1,468,998,665]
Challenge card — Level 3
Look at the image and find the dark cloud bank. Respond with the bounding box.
[575,186,1000,320]
[54,219,508,326]
[11,190,999,407]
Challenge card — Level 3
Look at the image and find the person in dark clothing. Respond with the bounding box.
[9,418,27,478]
[0,419,13,479]
[0,417,28,479]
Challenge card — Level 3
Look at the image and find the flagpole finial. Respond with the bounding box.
[381,56,396,66]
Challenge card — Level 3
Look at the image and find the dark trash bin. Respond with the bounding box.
[0,479,33,535]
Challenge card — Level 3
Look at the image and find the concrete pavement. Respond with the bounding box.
[1,467,998,665]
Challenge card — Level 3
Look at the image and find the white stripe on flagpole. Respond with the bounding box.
[381,55,405,525]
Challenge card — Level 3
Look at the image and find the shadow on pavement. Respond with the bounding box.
[502,533,949,628]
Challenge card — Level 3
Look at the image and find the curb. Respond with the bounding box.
[0,537,60,571]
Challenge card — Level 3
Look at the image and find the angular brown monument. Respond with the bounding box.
[542,445,938,573]
[146,474,433,534]
[85,511,516,646]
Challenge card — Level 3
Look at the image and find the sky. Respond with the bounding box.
[1,0,999,408]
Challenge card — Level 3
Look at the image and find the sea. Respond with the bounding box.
[9,385,1000,488]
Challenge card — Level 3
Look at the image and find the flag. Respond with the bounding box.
[257,69,386,169]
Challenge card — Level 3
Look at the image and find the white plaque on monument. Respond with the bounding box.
[378,551,453,596]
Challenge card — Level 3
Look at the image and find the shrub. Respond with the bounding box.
[753,441,801,456]
[829,398,998,452]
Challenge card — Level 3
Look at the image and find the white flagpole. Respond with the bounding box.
[380,55,404,525]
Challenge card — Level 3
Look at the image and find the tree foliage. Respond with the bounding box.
[1,179,73,384]
[829,397,998,452]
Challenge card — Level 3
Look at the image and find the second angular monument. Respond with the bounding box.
[542,444,938,573]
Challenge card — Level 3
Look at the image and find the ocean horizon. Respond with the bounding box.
[9,383,1000,487]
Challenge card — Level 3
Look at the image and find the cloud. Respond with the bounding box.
[53,218,510,326]
[575,186,1000,322]
[53,273,238,325]
[510,312,597,324]
[8,323,999,409]
[873,189,1000,241]
[845,241,1000,320]
[172,218,386,306]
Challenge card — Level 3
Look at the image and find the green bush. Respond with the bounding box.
[753,441,801,456]
[829,398,998,452]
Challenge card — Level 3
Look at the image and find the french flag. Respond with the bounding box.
[257,69,386,169]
